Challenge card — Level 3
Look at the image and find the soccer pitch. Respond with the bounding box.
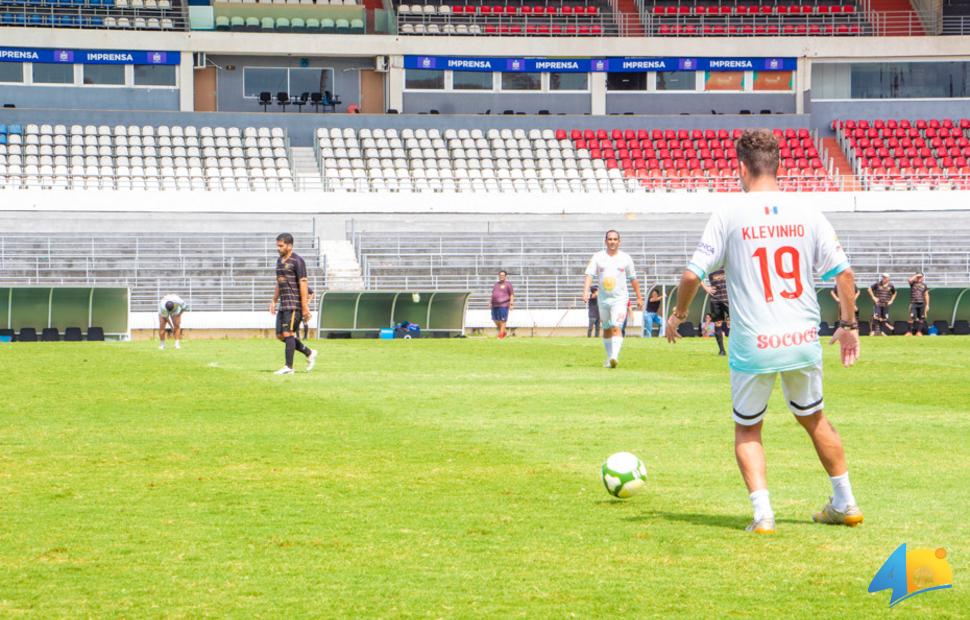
[1,337,966,617]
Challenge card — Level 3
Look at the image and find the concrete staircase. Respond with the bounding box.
[320,239,365,290]
[290,147,322,190]
[867,0,926,34]
[821,137,862,191]
[615,0,646,35]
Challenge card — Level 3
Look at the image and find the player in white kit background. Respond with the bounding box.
[158,293,187,350]
[583,230,644,368]
[665,130,863,534]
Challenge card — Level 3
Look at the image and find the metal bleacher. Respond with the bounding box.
[0,233,324,311]
[353,219,970,309]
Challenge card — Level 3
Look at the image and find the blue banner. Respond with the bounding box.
[0,47,179,65]
[404,55,796,74]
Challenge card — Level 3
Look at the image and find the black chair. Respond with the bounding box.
[41,327,60,342]
[19,327,38,342]
[951,320,969,335]
[502,109,515,115]
[323,90,341,112]
[858,322,870,336]
[276,91,290,112]
[677,322,696,337]
[310,91,323,112]
[760,109,772,115]
[87,326,105,341]
[739,109,751,115]
[538,109,550,115]
[892,320,910,335]
[386,108,399,114]
[293,92,309,113]
[0,328,14,342]
[932,320,949,335]
[818,321,835,337]
[259,91,272,112]
[65,327,84,341]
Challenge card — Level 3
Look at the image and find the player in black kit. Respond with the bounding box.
[270,233,317,374]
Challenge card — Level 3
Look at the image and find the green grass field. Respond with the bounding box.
[1,336,967,618]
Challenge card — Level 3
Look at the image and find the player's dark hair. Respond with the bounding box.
[736,130,780,179]
[276,233,294,245]
[605,229,620,240]
[498,270,507,276]
[165,301,174,312]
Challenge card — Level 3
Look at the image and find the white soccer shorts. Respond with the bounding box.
[729,362,824,426]
[598,298,629,330]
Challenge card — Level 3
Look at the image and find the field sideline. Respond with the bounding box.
[1,337,967,617]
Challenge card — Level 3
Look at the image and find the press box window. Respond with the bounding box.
[550,72,588,91]
[453,71,493,90]
[32,63,74,84]
[607,72,647,91]
[290,68,333,96]
[83,64,125,86]
[0,63,24,83]
[134,65,176,86]
[405,69,444,89]
[243,68,287,98]
[656,71,696,91]
[501,72,541,91]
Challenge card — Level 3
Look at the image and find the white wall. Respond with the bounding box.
[3,188,970,214]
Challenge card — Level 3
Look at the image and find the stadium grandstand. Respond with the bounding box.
[2,0,970,335]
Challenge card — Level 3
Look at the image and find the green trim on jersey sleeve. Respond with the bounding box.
[821,261,850,282]
[687,262,707,280]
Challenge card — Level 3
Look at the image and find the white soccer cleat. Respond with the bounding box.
[274,366,294,375]
[159,343,165,350]
[813,498,864,527]
[609,358,618,368]
[603,360,612,368]
[745,516,776,534]
[174,341,181,350]
[306,349,318,372]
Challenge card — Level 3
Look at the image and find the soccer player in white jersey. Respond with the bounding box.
[665,130,863,534]
[158,293,187,350]
[583,230,644,368]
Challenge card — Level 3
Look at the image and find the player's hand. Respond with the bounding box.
[636,298,644,312]
[829,327,860,368]
[582,292,590,304]
[302,307,311,321]
[269,301,276,314]
[665,315,682,343]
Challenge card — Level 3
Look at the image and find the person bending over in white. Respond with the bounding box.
[158,294,187,350]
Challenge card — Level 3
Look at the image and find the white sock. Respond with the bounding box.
[603,338,613,361]
[611,335,623,360]
[750,489,773,521]
[159,342,165,349]
[830,472,856,512]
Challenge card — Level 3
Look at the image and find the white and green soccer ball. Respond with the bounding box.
[601,452,648,498]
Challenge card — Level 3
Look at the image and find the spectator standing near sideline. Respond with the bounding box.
[868,273,896,335]
[830,282,859,326]
[701,313,716,338]
[158,293,187,350]
[907,272,930,336]
[587,286,600,338]
[643,288,664,338]
[490,270,515,339]
[702,268,730,356]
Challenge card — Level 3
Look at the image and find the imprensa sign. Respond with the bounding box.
[0,47,179,65]
[404,56,797,73]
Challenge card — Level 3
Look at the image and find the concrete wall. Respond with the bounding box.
[208,54,370,112]
[606,93,796,115]
[403,92,591,115]
[0,86,179,111]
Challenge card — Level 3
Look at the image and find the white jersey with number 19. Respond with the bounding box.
[687,199,849,374]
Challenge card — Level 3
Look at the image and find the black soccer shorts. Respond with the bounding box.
[276,309,302,336]
[710,300,730,323]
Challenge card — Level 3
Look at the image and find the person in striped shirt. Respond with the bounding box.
[868,274,896,336]
[907,272,930,336]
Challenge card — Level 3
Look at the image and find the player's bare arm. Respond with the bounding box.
[925,289,930,312]
[829,268,861,368]
[666,269,702,343]
[582,274,593,303]
[270,282,279,314]
[631,278,644,311]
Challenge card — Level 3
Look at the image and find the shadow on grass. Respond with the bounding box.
[625,510,808,530]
